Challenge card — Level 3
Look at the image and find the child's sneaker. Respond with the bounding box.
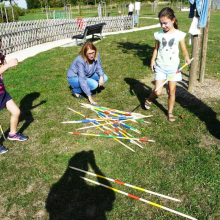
[0,145,8,154]
[8,133,28,141]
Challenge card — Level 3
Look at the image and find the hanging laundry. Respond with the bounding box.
[189,17,201,35]
[188,17,201,45]
[189,0,209,28]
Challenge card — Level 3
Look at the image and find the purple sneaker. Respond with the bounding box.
[8,133,28,141]
[0,145,8,154]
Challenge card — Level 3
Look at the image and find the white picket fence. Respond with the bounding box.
[0,16,133,54]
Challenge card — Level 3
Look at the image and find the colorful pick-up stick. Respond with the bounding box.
[67,107,135,152]
[80,103,132,116]
[69,132,155,142]
[96,111,141,134]
[81,177,197,220]
[0,123,6,140]
[69,166,180,202]
[62,116,148,124]
[95,110,143,148]
[76,119,135,130]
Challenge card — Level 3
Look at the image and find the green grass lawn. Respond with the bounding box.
[0,8,220,220]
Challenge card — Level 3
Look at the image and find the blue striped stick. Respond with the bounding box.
[67,108,135,152]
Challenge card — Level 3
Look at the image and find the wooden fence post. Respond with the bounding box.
[188,31,202,92]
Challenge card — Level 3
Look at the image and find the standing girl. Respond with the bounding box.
[145,7,191,122]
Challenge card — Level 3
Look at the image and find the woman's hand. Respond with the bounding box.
[88,95,97,105]
[98,76,104,87]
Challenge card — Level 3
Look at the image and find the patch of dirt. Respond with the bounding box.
[33,210,47,219]
[199,135,220,148]
[141,74,220,101]
[178,75,220,100]
[141,74,220,145]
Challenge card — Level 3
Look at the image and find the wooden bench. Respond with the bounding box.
[72,23,106,45]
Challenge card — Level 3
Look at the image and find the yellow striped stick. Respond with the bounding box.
[69,166,180,202]
[94,110,143,149]
[67,107,135,152]
[0,123,6,140]
[69,132,155,142]
[82,177,197,220]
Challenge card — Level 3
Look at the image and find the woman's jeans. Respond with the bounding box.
[68,73,108,94]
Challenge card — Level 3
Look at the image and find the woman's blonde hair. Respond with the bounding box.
[79,42,98,62]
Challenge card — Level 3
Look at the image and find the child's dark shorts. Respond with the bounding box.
[0,90,12,110]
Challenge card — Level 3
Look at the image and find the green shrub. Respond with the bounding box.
[30,9,37,13]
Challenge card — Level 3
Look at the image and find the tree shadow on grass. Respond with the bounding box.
[124,77,220,140]
[46,150,115,220]
[117,42,154,66]
[0,92,46,144]
[175,84,220,140]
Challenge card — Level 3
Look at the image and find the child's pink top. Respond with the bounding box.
[0,74,5,94]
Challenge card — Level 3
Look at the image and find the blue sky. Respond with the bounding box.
[3,0,27,9]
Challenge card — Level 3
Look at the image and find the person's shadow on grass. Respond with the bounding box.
[18,92,46,134]
[124,78,167,114]
[0,92,46,144]
[46,150,115,220]
[117,42,154,66]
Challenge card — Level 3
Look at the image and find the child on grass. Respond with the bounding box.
[145,7,191,122]
[0,41,28,154]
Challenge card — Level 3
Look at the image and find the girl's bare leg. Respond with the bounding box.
[146,80,166,104]
[167,81,177,121]
[6,99,20,134]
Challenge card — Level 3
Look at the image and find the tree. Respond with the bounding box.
[26,0,41,9]
[0,0,15,6]
[50,0,63,7]
[26,0,65,9]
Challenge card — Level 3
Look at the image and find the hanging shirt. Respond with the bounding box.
[154,29,186,68]
[189,0,209,27]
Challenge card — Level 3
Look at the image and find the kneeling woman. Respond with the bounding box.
[67,42,108,105]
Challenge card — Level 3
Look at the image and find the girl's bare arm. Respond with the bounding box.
[151,40,159,71]
[180,38,191,65]
[0,58,18,75]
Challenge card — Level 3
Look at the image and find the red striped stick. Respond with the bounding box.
[69,166,180,202]
[96,110,143,149]
[67,107,135,152]
[69,132,155,142]
[82,177,197,220]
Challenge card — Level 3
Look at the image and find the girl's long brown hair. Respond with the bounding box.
[158,7,178,29]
